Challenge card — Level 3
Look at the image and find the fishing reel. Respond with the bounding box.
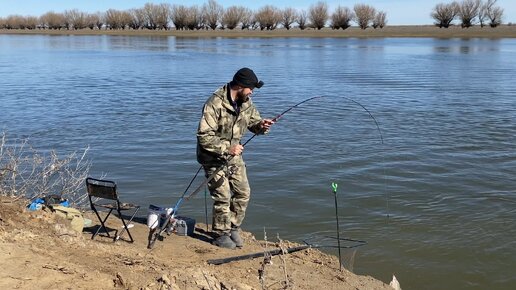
[227,164,238,176]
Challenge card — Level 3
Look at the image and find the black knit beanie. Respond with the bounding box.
[232,67,264,89]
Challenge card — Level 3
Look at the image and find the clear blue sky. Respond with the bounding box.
[0,0,514,25]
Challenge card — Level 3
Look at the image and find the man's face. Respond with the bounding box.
[237,87,253,102]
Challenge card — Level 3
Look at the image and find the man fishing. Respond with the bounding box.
[197,67,274,249]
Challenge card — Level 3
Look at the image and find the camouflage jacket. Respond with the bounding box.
[197,84,263,166]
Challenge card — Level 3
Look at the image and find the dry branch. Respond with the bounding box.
[0,132,91,206]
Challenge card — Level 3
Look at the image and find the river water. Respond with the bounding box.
[1,35,515,290]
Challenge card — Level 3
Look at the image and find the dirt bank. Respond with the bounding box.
[0,196,392,289]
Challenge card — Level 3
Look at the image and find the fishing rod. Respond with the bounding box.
[147,96,324,249]
[333,182,343,271]
[207,244,312,265]
[341,96,384,145]
[207,237,367,265]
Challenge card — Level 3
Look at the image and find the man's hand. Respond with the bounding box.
[228,144,244,156]
[260,119,275,130]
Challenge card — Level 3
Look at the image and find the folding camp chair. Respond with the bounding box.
[86,177,140,243]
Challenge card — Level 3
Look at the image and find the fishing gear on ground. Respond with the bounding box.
[146,204,197,248]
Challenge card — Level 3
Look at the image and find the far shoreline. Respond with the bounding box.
[2,25,516,38]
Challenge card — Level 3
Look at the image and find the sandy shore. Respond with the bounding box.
[2,25,516,38]
[0,196,393,289]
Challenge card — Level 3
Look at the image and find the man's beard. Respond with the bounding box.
[237,90,251,103]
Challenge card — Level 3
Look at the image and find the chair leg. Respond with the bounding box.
[115,207,140,243]
[92,208,113,240]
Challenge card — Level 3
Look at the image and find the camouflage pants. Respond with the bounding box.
[204,157,250,235]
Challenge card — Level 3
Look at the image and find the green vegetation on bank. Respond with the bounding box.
[0,0,510,34]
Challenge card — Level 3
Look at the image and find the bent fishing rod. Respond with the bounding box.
[341,96,383,144]
[147,96,324,248]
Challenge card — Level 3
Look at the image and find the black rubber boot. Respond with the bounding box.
[230,228,243,248]
[213,234,236,249]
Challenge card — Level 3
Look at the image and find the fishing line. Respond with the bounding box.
[297,95,386,269]
[335,95,388,218]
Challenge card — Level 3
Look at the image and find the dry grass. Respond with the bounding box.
[0,132,91,206]
[2,25,516,38]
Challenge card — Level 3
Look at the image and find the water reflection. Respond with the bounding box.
[107,35,170,51]
[433,38,501,54]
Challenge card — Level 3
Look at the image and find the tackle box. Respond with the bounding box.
[175,216,196,236]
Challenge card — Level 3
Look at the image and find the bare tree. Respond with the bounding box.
[120,11,133,29]
[170,4,189,30]
[255,5,280,30]
[330,6,354,30]
[297,10,308,30]
[372,11,387,29]
[64,9,88,30]
[309,1,328,30]
[281,7,297,30]
[155,3,171,29]
[240,8,255,30]
[478,1,488,27]
[221,6,246,30]
[86,12,103,30]
[203,0,223,30]
[20,15,32,29]
[104,9,131,29]
[143,3,156,29]
[40,11,66,29]
[486,0,503,27]
[143,3,171,29]
[185,6,203,30]
[354,4,376,29]
[431,2,459,28]
[129,8,146,29]
[458,0,481,28]
[25,16,39,29]
[104,9,117,29]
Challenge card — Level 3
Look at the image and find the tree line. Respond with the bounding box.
[431,0,504,28]
[0,1,387,31]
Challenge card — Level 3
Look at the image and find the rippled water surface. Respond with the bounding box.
[1,35,515,290]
